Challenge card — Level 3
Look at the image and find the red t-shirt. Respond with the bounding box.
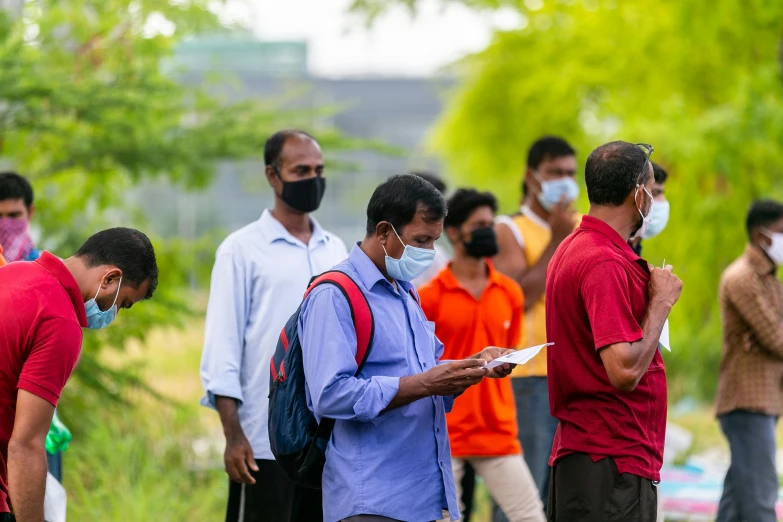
[546,216,667,482]
[419,262,523,457]
[0,252,87,513]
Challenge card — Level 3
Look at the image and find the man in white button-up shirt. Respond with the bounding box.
[200,129,347,522]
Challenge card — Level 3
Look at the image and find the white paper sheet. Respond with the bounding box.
[484,343,554,369]
[659,319,671,352]
[44,472,67,522]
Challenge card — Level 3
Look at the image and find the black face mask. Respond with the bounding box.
[464,227,498,258]
[279,176,326,213]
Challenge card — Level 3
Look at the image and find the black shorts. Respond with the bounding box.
[226,460,323,522]
[547,453,657,522]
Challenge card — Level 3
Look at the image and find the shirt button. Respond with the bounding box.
[422,362,428,368]
[436,427,440,433]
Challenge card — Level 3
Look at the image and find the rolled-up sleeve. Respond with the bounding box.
[299,285,400,423]
[200,242,249,408]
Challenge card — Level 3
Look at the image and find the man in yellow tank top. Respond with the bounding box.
[492,137,580,518]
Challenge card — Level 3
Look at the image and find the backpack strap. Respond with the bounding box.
[304,271,374,373]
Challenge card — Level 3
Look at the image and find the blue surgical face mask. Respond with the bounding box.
[84,277,122,329]
[383,226,436,282]
[642,200,670,239]
[535,174,580,212]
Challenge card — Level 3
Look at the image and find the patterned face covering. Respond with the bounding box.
[0,217,33,262]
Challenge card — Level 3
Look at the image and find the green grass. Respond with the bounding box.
[63,319,227,521]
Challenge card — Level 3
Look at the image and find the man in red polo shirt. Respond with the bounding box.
[0,227,158,522]
[545,141,682,522]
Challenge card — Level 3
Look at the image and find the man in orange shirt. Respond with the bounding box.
[421,189,545,522]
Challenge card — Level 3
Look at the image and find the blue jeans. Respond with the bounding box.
[493,377,557,521]
[716,410,778,522]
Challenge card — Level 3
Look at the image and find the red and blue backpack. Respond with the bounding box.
[268,271,375,489]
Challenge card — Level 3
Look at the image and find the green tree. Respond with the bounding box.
[354,0,783,399]
[0,0,374,426]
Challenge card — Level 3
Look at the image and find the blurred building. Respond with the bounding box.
[139,34,450,245]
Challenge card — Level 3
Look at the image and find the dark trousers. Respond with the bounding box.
[547,453,657,522]
[0,514,14,522]
[226,459,322,522]
[46,451,62,482]
[461,463,476,522]
[494,376,557,522]
[717,410,778,522]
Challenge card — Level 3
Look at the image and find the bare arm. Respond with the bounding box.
[493,222,528,284]
[517,241,559,310]
[599,266,682,392]
[495,202,575,311]
[8,390,54,522]
[216,396,257,484]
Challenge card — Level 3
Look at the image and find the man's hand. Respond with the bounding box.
[471,347,516,378]
[648,265,683,311]
[223,431,258,484]
[420,359,488,396]
[549,197,577,243]
[215,396,258,484]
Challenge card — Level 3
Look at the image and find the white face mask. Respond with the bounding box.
[631,184,654,240]
[762,229,783,265]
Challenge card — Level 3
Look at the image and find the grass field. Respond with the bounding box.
[60,318,783,521]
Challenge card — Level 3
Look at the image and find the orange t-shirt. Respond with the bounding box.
[419,261,523,457]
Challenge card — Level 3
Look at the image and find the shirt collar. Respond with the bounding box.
[745,244,776,276]
[35,251,88,327]
[257,209,328,246]
[348,242,414,294]
[521,205,551,230]
[438,259,503,292]
[579,215,641,263]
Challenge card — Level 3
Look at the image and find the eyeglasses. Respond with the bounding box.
[635,143,654,185]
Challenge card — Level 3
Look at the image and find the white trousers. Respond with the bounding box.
[440,455,545,522]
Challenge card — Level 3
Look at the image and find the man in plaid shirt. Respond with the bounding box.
[715,199,783,522]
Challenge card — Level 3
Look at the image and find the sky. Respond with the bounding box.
[221,0,525,77]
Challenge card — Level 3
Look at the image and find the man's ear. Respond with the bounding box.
[445,226,460,244]
[27,204,35,221]
[103,268,123,287]
[265,165,278,186]
[376,222,392,246]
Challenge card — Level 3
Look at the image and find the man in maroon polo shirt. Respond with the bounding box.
[0,227,158,522]
[545,141,682,522]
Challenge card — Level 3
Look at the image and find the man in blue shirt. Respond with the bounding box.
[299,174,515,522]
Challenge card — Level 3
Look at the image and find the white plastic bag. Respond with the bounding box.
[44,472,66,522]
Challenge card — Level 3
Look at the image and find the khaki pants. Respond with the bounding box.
[441,455,545,522]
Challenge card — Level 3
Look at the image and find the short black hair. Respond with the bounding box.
[0,172,34,208]
[263,129,317,167]
[75,228,158,299]
[652,162,668,185]
[410,171,447,195]
[444,189,497,228]
[585,141,650,206]
[365,174,447,235]
[746,199,783,240]
[527,136,576,170]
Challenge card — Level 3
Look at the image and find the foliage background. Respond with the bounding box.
[355,0,783,400]
[0,1,378,517]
